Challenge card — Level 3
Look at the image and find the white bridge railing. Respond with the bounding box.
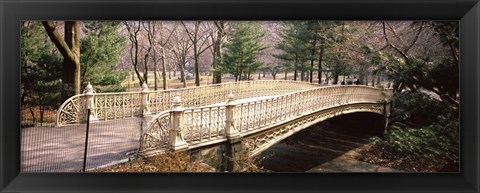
[55,80,320,126]
[140,85,393,153]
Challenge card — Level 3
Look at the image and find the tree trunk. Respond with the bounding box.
[63,21,81,97]
[194,54,200,86]
[310,36,317,83]
[179,60,187,88]
[284,71,288,80]
[239,68,243,81]
[153,52,158,90]
[133,66,143,87]
[161,48,168,90]
[42,21,81,99]
[317,38,325,84]
[212,21,225,84]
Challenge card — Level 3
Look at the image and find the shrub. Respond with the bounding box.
[372,123,458,162]
[371,91,459,164]
[94,151,214,172]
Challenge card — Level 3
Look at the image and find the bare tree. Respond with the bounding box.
[211,21,229,84]
[124,21,146,87]
[156,22,176,90]
[170,22,193,88]
[181,21,215,86]
[141,21,155,86]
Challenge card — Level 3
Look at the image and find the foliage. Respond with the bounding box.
[94,152,214,172]
[81,21,128,92]
[229,146,267,172]
[372,123,458,162]
[389,92,457,127]
[218,22,266,81]
[371,91,458,165]
[21,21,63,124]
[274,21,312,80]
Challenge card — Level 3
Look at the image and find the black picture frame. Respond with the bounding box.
[1,0,479,192]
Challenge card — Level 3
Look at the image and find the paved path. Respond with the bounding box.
[307,146,399,172]
[21,118,145,172]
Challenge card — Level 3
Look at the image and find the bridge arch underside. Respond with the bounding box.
[242,103,386,157]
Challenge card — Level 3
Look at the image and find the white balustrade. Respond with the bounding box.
[55,80,321,126]
[140,84,392,153]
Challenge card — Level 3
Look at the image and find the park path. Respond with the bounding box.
[21,118,144,172]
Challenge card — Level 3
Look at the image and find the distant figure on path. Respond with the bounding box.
[353,76,359,85]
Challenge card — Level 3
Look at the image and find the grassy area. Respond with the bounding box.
[121,71,391,92]
[122,71,283,91]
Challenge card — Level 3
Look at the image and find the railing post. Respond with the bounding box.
[83,82,97,122]
[169,96,188,151]
[225,91,242,142]
[141,83,151,116]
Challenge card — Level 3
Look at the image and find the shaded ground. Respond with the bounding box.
[357,145,459,172]
[21,118,143,172]
[257,112,457,173]
[257,113,387,172]
[307,144,399,172]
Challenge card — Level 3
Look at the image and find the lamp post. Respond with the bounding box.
[82,82,94,172]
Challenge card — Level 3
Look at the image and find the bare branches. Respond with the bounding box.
[381,21,410,61]
[405,22,424,52]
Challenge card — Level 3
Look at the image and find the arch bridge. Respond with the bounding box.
[139,83,393,157]
[56,80,392,158]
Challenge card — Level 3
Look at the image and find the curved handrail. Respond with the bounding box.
[55,80,321,126]
[140,111,171,152]
[55,94,86,126]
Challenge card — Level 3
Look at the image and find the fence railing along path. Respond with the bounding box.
[55,80,321,126]
[141,85,393,155]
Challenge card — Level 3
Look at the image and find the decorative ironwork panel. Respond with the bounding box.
[243,103,385,156]
[140,113,171,151]
[55,95,85,126]
[182,106,227,145]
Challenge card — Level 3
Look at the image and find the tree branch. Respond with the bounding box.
[382,22,410,61]
[405,22,424,52]
[41,21,75,61]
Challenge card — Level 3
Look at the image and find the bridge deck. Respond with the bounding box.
[21,118,144,172]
